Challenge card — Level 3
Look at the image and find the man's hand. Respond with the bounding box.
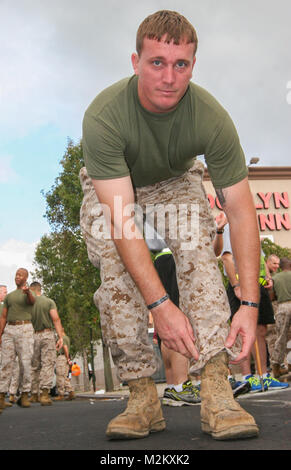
[215,211,228,231]
[225,305,258,364]
[56,337,63,351]
[151,299,199,360]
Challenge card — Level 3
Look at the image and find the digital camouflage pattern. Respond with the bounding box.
[0,323,34,393]
[79,161,239,382]
[31,329,57,393]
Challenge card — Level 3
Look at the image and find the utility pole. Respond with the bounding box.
[89,326,96,392]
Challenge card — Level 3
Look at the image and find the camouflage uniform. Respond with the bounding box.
[55,355,73,395]
[80,161,238,382]
[0,323,34,393]
[31,329,57,393]
[271,301,291,366]
[8,357,20,395]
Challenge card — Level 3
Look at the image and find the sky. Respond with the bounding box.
[1,0,291,291]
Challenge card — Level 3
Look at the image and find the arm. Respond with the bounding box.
[221,252,241,299]
[22,286,35,305]
[63,344,71,365]
[0,307,8,343]
[49,308,63,351]
[213,212,228,257]
[216,177,260,364]
[92,176,198,360]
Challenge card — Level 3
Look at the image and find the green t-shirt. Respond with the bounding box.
[83,75,248,189]
[0,302,4,317]
[58,335,70,356]
[3,289,34,322]
[32,295,56,331]
[273,271,291,303]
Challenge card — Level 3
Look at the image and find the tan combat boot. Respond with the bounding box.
[0,393,5,414]
[272,363,281,378]
[65,391,75,401]
[29,393,40,403]
[106,377,166,440]
[40,389,53,406]
[9,394,16,404]
[17,392,31,408]
[53,395,64,401]
[200,352,259,440]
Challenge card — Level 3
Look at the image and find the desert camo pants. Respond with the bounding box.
[31,329,57,393]
[79,161,237,382]
[8,357,20,395]
[56,355,73,395]
[271,300,291,365]
[0,323,34,393]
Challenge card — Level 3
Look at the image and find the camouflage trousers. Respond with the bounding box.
[271,300,291,365]
[8,357,20,395]
[31,329,57,393]
[56,355,73,395]
[79,161,237,381]
[0,323,34,393]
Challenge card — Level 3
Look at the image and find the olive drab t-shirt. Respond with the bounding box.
[32,295,56,331]
[0,302,4,317]
[82,75,248,189]
[273,271,291,303]
[3,289,34,322]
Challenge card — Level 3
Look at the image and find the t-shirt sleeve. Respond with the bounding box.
[82,112,130,181]
[205,112,248,189]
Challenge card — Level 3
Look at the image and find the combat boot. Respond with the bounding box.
[0,393,5,414]
[53,395,65,401]
[200,352,259,440]
[29,393,39,403]
[272,363,281,378]
[40,389,53,406]
[65,391,75,401]
[17,392,31,408]
[106,377,166,440]
[9,394,17,404]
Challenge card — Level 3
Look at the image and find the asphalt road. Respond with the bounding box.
[0,387,290,457]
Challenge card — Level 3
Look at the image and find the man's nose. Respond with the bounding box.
[162,66,175,85]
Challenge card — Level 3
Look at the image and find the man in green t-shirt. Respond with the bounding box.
[29,282,63,406]
[271,258,291,377]
[0,268,35,412]
[79,10,260,441]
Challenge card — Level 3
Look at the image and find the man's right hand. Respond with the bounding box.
[151,299,199,360]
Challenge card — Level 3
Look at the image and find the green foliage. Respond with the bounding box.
[33,140,101,357]
[261,237,291,261]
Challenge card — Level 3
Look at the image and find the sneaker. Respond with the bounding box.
[162,380,201,406]
[243,374,268,393]
[263,374,290,391]
[228,376,251,397]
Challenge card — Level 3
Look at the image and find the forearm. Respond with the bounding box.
[53,317,63,341]
[221,254,239,286]
[213,233,224,257]
[217,179,260,303]
[26,291,35,305]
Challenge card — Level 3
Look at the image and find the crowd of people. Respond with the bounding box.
[0,269,75,414]
[152,216,290,407]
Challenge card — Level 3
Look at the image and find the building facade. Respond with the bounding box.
[203,166,291,249]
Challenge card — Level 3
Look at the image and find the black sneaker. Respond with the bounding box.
[229,376,251,397]
[162,380,201,406]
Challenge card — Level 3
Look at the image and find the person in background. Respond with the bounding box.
[0,269,35,412]
[54,328,75,401]
[29,282,63,406]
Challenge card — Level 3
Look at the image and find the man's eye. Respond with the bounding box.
[153,60,162,66]
[176,61,187,68]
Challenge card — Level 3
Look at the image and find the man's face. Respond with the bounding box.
[0,286,7,302]
[15,269,28,287]
[132,36,196,114]
[267,257,280,273]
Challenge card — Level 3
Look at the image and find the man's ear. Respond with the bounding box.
[131,52,139,75]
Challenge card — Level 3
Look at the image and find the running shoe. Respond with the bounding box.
[162,380,201,406]
[228,376,251,397]
[243,374,268,393]
[263,374,290,390]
